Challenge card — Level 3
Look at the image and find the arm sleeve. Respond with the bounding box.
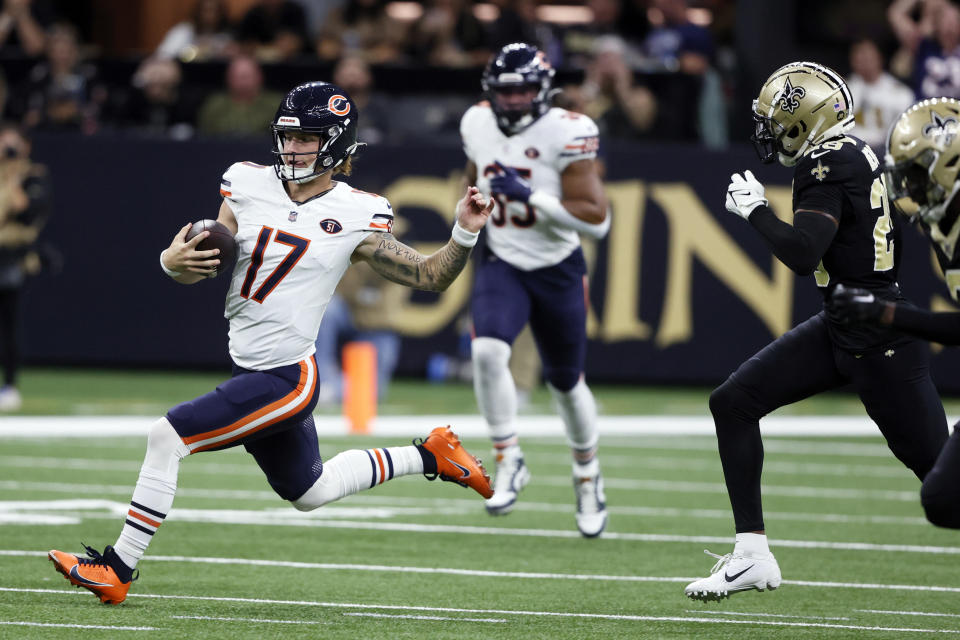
[889,304,960,345]
[748,205,838,275]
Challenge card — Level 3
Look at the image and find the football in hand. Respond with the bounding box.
[186,219,237,275]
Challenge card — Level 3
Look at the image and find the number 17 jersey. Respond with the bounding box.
[220,161,394,370]
[460,103,599,271]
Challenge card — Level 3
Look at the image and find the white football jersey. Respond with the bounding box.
[219,162,393,370]
[460,104,599,271]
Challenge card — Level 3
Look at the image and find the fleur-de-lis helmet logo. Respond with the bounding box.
[921,110,959,147]
[777,77,806,114]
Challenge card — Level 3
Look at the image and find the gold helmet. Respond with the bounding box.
[751,61,854,166]
[885,97,960,223]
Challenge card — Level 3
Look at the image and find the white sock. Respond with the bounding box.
[292,445,424,511]
[734,532,771,557]
[114,418,190,569]
[548,380,599,466]
[472,337,519,448]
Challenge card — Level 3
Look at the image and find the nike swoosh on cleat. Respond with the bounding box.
[724,565,754,582]
[444,457,470,479]
[69,565,113,588]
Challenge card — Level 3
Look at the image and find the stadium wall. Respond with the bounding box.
[23,133,960,389]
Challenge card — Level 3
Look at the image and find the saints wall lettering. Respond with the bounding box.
[382,173,796,347]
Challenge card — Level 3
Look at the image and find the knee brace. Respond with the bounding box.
[472,337,511,377]
[143,417,191,476]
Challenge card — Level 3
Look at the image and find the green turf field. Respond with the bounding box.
[11,366,960,416]
[1,368,959,638]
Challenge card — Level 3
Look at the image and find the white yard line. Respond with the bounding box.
[61,513,960,554]
[858,610,960,619]
[0,453,913,480]
[0,415,895,439]
[0,588,953,634]
[0,620,157,631]
[172,615,324,625]
[684,609,851,621]
[599,437,899,457]
[0,474,921,504]
[342,613,508,623]
[0,496,930,529]
[534,476,919,501]
[536,454,912,479]
[4,554,960,593]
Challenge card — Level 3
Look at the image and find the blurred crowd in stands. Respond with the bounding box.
[0,0,958,149]
[0,0,728,145]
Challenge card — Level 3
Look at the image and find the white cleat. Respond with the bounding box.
[0,385,22,412]
[484,447,530,515]
[684,549,782,601]
[574,473,607,537]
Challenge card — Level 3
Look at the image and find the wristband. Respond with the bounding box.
[160,250,182,277]
[451,221,480,247]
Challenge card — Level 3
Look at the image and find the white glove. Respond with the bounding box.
[725,170,768,219]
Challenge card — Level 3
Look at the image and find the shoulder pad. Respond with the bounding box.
[795,137,865,186]
[549,108,599,134]
[461,104,493,133]
[348,187,394,232]
[549,109,600,166]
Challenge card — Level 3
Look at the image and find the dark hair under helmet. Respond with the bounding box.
[271,81,365,183]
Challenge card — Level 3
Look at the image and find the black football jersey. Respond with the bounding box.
[792,135,908,351]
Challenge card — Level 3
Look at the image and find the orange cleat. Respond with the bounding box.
[48,545,135,605]
[419,426,494,499]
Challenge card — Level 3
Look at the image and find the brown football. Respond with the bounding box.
[185,219,237,275]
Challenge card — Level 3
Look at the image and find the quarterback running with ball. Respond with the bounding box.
[48,81,494,604]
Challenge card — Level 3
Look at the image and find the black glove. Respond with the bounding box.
[831,284,886,325]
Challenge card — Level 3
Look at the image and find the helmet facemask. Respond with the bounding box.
[489,83,541,133]
[485,77,553,135]
[272,123,348,184]
[885,148,960,223]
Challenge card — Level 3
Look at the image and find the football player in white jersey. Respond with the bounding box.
[461,43,611,537]
[48,81,495,605]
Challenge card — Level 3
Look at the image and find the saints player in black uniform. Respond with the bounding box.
[833,97,960,530]
[685,62,949,602]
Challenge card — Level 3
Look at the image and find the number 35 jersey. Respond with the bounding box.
[460,103,599,271]
[793,135,907,351]
[220,162,393,370]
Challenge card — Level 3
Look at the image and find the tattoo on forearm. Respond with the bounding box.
[369,233,471,291]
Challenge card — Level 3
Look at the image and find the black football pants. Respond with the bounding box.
[709,312,948,533]
[921,422,960,528]
[0,288,18,387]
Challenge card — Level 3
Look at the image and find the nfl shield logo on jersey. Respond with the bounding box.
[288,211,298,222]
[320,218,343,234]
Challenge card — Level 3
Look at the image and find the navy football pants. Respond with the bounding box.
[471,247,588,392]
